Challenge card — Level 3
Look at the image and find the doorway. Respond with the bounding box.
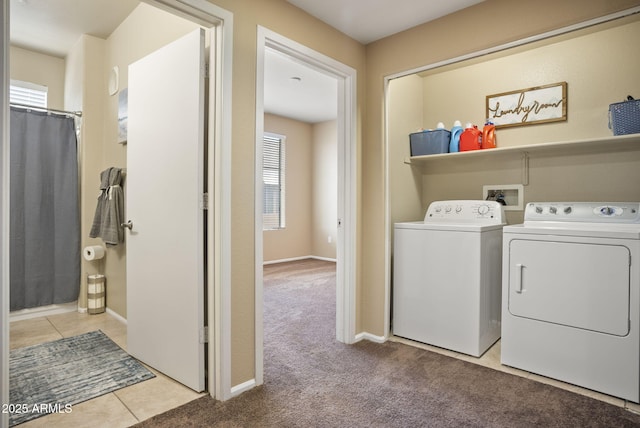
[254,27,357,386]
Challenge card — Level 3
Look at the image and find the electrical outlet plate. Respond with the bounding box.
[482,184,524,211]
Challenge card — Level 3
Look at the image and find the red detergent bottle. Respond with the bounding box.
[459,123,481,151]
[482,119,497,149]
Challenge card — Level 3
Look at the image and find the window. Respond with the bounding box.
[263,133,286,230]
[10,79,48,108]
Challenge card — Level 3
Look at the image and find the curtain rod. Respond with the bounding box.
[10,103,83,117]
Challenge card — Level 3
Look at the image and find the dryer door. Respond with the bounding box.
[508,239,630,336]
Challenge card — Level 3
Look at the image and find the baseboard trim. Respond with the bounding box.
[263,255,337,265]
[231,378,256,397]
[310,255,337,263]
[354,332,387,344]
[106,307,127,325]
[9,301,78,322]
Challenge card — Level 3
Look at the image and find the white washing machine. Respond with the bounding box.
[393,200,505,357]
[502,202,640,403]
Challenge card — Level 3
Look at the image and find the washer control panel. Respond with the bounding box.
[524,202,640,223]
[425,200,504,224]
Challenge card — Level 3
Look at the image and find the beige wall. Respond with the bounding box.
[263,115,338,262]
[388,75,424,226]
[9,46,65,110]
[364,0,640,337]
[420,17,640,146]
[311,119,337,259]
[63,38,85,113]
[263,114,313,261]
[66,35,108,311]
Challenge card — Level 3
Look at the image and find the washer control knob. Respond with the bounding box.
[455,205,462,213]
[445,206,452,213]
[564,206,572,215]
[601,206,615,216]
[549,206,557,214]
[478,204,490,215]
[535,206,543,214]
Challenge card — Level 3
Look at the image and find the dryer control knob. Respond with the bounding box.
[549,206,557,214]
[535,206,543,214]
[564,206,572,214]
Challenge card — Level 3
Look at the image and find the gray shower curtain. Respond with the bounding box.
[10,108,80,311]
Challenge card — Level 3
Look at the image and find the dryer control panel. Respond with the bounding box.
[425,200,505,224]
[524,202,640,223]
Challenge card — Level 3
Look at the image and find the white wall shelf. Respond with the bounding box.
[404,133,640,166]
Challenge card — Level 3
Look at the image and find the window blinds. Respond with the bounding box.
[10,79,48,108]
[263,134,286,230]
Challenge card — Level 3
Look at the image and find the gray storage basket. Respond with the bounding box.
[609,96,640,136]
[409,129,451,156]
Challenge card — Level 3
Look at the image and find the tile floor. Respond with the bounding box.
[9,310,204,427]
[391,336,640,414]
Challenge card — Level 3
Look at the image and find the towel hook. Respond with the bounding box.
[121,220,133,230]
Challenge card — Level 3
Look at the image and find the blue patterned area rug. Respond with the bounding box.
[9,330,155,426]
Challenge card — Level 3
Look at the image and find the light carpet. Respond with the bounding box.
[9,330,154,426]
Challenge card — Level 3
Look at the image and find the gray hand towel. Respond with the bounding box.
[89,167,124,246]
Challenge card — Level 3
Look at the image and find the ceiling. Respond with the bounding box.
[286,0,485,44]
[10,0,139,59]
[264,48,338,123]
[9,0,483,123]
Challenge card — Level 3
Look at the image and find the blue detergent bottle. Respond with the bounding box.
[449,120,463,153]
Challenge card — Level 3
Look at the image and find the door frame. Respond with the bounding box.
[254,27,358,386]
[1,1,10,426]
[142,0,234,401]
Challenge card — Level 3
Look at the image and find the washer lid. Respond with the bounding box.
[395,221,504,232]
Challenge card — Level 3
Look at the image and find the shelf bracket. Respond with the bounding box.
[521,152,530,186]
[404,157,412,165]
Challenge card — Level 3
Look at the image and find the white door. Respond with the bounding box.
[126,29,206,392]
[508,239,630,336]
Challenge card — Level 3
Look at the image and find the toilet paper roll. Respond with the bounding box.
[83,245,105,261]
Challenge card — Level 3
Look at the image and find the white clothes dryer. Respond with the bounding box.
[393,200,505,357]
[502,202,640,402]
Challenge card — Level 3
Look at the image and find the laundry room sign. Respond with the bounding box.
[486,82,567,128]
